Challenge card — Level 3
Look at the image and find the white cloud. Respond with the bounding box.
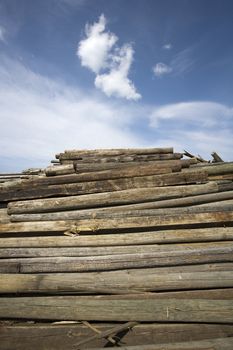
[153,62,172,77]
[0,25,6,42]
[95,44,141,100]
[77,14,140,100]
[150,101,233,127]
[0,54,146,171]
[163,43,172,50]
[77,14,117,73]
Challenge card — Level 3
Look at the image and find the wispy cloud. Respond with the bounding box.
[0,25,6,42]
[170,46,196,75]
[77,14,141,100]
[163,43,172,50]
[153,62,172,77]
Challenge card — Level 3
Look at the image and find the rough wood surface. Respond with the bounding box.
[1,243,233,272]
[7,182,218,214]
[45,164,75,176]
[1,270,233,294]
[1,323,233,350]
[1,227,233,247]
[84,337,233,350]
[0,294,232,322]
[10,203,233,222]
[1,211,233,233]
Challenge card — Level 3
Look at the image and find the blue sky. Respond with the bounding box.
[0,0,233,171]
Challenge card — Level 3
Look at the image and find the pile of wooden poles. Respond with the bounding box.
[0,147,233,350]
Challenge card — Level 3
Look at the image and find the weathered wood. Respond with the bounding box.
[7,182,217,214]
[0,171,208,201]
[212,151,224,163]
[187,162,233,175]
[58,147,174,158]
[1,270,233,294]
[1,227,233,247]
[45,164,75,176]
[1,164,178,190]
[1,243,233,272]
[66,153,183,163]
[1,211,233,233]
[1,323,233,350]
[0,208,10,223]
[1,241,232,258]
[85,337,233,350]
[0,294,232,322]
[10,203,233,222]
[71,160,193,172]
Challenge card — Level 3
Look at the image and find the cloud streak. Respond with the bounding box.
[77,14,141,100]
[153,62,172,77]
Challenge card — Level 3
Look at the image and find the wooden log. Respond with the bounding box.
[0,208,10,223]
[1,270,233,294]
[3,163,178,188]
[0,294,233,322]
[1,241,232,258]
[7,182,217,214]
[1,243,233,272]
[66,153,182,163]
[1,211,233,234]
[212,151,224,163]
[45,164,75,176]
[187,162,233,175]
[1,323,233,350]
[0,171,208,202]
[10,204,233,222]
[1,227,233,247]
[85,337,233,350]
[58,147,174,158]
[71,159,193,172]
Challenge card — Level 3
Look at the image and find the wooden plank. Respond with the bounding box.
[7,182,218,214]
[0,227,233,247]
[0,294,232,322]
[1,243,233,272]
[1,270,233,294]
[45,164,75,176]
[1,323,233,350]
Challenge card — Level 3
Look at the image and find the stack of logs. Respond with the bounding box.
[0,147,233,350]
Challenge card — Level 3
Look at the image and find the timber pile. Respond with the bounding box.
[0,147,233,350]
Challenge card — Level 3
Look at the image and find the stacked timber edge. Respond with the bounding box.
[1,147,233,350]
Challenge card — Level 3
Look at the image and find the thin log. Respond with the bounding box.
[58,147,174,158]
[1,270,233,294]
[1,323,233,350]
[1,243,233,272]
[1,211,233,233]
[0,227,233,247]
[7,182,217,214]
[0,294,232,322]
[1,241,232,258]
[10,204,233,222]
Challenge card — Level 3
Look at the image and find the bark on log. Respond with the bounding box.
[0,294,232,322]
[0,227,233,247]
[1,270,233,294]
[1,323,233,350]
[7,182,217,214]
[1,243,233,272]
